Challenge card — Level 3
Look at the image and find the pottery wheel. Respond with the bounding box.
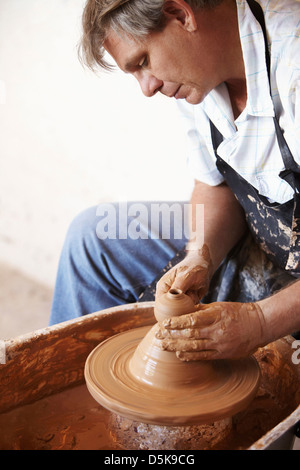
[85,324,261,426]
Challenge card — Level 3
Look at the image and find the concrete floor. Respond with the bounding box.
[0,262,53,340]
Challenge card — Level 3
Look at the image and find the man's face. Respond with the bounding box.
[104,10,225,105]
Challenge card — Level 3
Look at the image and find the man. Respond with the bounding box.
[50,0,300,361]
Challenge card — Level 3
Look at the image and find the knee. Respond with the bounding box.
[68,205,98,236]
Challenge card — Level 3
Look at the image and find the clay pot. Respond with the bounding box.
[85,290,261,427]
[128,288,205,390]
[128,323,214,390]
[154,288,196,322]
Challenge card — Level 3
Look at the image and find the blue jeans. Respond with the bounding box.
[49,202,188,325]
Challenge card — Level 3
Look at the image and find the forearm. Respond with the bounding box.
[156,180,247,301]
[257,279,300,343]
[186,180,247,273]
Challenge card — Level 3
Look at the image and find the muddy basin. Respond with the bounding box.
[0,301,299,450]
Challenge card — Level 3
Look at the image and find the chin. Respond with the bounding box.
[185,91,205,105]
[185,96,202,105]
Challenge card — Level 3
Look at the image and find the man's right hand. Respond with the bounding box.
[155,244,213,304]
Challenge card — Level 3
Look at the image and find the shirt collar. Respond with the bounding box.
[237,0,274,117]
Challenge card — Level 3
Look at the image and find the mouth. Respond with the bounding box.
[174,86,182,99]
[166,86,181,99]
[173,85,181,99]
[163,86,183,99]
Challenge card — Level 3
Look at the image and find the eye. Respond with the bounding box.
[138,56,148,68]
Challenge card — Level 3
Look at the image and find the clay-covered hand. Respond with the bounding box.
[156,301,268,360]
[156,245,213,304]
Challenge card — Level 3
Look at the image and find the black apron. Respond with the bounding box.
[139,0,300,307]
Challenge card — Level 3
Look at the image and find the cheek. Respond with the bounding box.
[151,46,186,79]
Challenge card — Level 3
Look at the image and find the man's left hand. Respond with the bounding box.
[155,301,268,360]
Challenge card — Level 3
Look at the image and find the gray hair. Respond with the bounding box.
[79,0,224,71]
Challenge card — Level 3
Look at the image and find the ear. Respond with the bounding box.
[163,0,197,32]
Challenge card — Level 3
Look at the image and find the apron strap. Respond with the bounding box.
[275,117,300,193]
[246,0,270,74]
[210,120,223,156]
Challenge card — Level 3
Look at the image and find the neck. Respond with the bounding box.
[226,79,247,119]
[195,0,247,101]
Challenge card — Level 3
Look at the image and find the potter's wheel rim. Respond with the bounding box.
[84,326,261,426]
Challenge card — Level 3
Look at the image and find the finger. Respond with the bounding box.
[193,303,204,310]
[169,263,208,293]
[162,309,219,330]
[156,326,212,340]
[171,272,205,294]
[160,338,213,353]
[176,350,219,361]
[155,275,174,297]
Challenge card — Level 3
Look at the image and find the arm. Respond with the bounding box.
[186,179,247,271]
[156,179,247,301]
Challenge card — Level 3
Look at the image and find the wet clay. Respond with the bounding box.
[154,288,196,322]
[85,289,261,426]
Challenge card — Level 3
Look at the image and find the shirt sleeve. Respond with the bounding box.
[176,99,225,186]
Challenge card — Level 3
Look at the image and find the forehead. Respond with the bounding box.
[104,29,148,72]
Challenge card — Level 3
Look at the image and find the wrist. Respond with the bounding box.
[185,243,214,279]
[257,281,300,344]
[250,302,270,347]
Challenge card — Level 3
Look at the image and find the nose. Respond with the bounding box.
[135,72,163,97]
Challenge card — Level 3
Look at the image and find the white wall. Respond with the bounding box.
[0,0,193,287]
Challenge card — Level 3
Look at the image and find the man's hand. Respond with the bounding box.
[156,301,268,360]
[156,244,213,304]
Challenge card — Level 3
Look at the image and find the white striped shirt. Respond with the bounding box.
[177,0,300,203]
